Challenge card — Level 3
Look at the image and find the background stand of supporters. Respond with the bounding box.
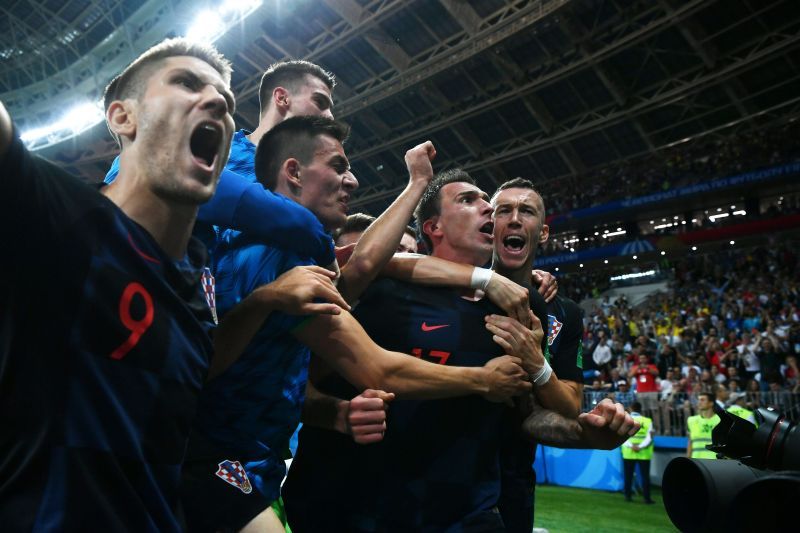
[573,240,799,435]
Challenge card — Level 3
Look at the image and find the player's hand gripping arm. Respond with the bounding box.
[382,256,532,328]
[522,397,639,449]
[485,312,581,418]
[209,265,349,380]
[532,269,558,303]
[337,141,436,303]
[294,311,532,401]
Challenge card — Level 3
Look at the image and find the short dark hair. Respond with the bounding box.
[333,213,375,244]
[414,168,475,251]
[258,60,335,116]
[254,116,350,191]
[698,391,715,403]
[491,177,545,214]
[103,38,232,146]
[630,401,642,412]
[403,225,417,240]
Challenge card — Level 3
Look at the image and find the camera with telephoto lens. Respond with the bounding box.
[662,407,800,532]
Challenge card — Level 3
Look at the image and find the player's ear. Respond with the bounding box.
[422,216,441,241]
[284,159,303,190]
[273,86,290,113]
[539,223,549,244]
[106,100,136,144]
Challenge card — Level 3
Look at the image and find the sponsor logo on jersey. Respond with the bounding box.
[215,459,252,494]
[421,322,450,332]
[547,314,563,346]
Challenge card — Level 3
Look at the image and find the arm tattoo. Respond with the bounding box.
[522,397,583,447]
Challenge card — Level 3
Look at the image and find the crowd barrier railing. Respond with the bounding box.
[581,390,800,436]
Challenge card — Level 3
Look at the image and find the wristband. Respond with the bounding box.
[531,359,553,387]
[470,267,493,291]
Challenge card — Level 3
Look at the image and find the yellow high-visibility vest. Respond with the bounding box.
[687,414,720,459]
[621,415,654,460]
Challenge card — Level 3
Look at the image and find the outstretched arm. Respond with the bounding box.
[522,398,639,449]
[294,310,531,402]
[210,265,349,380]
[104,158,336,266]
[337,141,435,302]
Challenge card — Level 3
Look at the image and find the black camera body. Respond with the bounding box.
[662,408,800,532]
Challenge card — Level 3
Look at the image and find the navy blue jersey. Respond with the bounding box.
[285,278,509,532]
[498,294,584,533]
[0,131,214,530]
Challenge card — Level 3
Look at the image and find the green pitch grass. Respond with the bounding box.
[534,485,677,532]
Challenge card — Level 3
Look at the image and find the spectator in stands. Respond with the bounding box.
[629,354,659,411]
[659,368,678,401]
[657,343,680,378]
[782,355,800,392]
[738,332,761,382]
[757,336,783,391]
[587,380,610,406]
[745,379,761,409]
[615,380,635,408]
[592,335,613,374]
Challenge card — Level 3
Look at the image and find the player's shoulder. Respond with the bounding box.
[548,294,582,317]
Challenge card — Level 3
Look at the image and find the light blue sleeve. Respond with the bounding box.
[103,159,335,265]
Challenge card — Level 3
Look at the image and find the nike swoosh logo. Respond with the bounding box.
[421,322,450,332]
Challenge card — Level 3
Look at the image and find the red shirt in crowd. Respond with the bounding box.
[631,363,660,392]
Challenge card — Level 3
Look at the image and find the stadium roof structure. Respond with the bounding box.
[3,0,799,215]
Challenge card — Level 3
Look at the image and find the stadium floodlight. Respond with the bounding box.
[22,0,263,150]
[187,9,226,42]
[187,0,262,43]
[21,100,105,149]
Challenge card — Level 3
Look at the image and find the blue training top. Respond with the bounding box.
[186,232,314,502]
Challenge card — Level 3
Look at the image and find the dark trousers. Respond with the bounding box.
[623,459,651,500]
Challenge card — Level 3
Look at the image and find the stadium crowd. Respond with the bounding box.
[541,191,800,256]
[575,241,800,434]
[543,120,800,217]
